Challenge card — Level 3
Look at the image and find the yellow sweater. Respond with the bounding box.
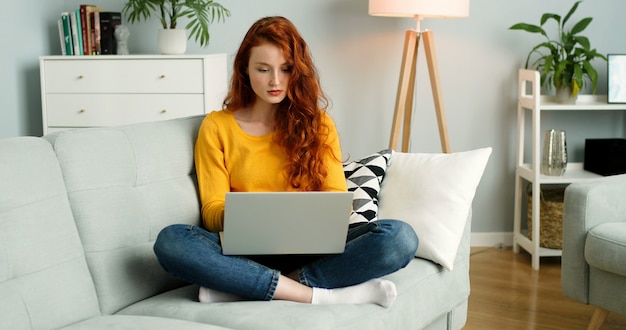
[194,110,348,232]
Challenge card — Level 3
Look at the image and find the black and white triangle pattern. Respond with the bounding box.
[343,149,392,224]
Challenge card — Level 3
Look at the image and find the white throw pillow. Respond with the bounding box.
[378,148,492,270]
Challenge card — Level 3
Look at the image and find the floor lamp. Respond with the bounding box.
[369,0,470,153]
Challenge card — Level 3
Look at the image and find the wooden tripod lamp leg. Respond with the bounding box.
[587,307,609,330]
[389,30,419,152]
[389,29,451,153]
[422,30,451,153]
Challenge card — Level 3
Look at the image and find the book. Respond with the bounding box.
[91,11,101,55]
[74,9,84,55]
[57,19,66,55]
[79,5,92,55]
[60,12,73,55]
[99,12,122,55]
[85,6,104,55]
[69,11,82,55]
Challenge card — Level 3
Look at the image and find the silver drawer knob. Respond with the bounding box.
[78,75,84,79]
[79,109,86,113]
[161,109,167,113]
[160,75,166,79]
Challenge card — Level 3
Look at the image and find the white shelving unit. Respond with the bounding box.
[513,69,626,270]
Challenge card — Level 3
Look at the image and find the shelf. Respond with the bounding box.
[539,95,626,110]
[517,163,604,184]
[515,232,562,257]
[513,69,622,270]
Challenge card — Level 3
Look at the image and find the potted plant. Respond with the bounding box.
[509,1,606,103]
[123,0,230,54]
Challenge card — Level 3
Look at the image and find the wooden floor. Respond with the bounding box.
[465,247,626,329]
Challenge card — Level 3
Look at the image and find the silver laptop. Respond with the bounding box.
[221,191,353,255]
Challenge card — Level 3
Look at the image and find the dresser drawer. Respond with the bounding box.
[45,94,205,127]
[43,59,204,94]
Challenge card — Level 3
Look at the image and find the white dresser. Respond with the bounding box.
[39,54,227,134]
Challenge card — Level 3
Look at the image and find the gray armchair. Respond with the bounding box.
[562,174,626,329]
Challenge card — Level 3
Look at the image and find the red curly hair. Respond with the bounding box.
[224,16,332,191]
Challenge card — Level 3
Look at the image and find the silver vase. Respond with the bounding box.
[541,129,567,176]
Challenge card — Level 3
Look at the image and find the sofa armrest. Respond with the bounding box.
[562,174,626,303]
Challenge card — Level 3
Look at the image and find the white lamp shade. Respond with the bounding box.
[369,0,470,18]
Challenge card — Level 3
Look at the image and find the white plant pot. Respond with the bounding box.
[555,86,578,105]
[157,29,187,55]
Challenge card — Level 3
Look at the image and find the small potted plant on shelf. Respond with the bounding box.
[509,1,606,104]
[122,0,230,55]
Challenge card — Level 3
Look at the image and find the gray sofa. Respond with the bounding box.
[0,116,470,330]
[562,175,626,329]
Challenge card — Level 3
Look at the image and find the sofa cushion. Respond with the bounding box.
[585,222,626,276]
[118,255,469,330]
[62,315,233,329]
[117,212,472,330]
[343,149,391,223]
[0,137,101,330]
[46,116,204,315]
[378,148,491,271]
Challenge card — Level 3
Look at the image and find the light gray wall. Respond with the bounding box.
[1,0,64,137]
[2,0,626,236]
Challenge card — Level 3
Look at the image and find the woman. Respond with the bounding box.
[153,16,418,308]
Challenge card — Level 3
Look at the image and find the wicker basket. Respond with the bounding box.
[527,185,565,249]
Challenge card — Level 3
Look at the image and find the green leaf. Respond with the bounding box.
[563,1,582,27]
[571,17,592,35]
[540,13,560,27]
[574,36,590,50]
[583,60,598,93]
[509,23,548,39]
[573,64,583,89]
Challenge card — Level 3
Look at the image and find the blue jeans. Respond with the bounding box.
[153,220,418,301]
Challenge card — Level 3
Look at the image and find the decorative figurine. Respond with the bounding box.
[115,25,130,55]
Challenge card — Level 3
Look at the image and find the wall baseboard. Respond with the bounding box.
[471,232,513,247]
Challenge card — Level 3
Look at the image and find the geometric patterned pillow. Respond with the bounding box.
[343,149,392,224]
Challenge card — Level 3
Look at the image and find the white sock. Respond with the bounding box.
[310,279,397,308]
[198,286,243,303]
